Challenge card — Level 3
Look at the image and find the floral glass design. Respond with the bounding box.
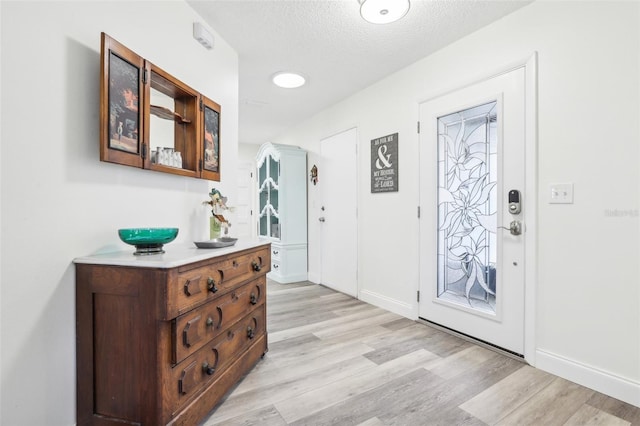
[437,101,498,314]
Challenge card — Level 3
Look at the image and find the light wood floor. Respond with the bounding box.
[201,281,640,426]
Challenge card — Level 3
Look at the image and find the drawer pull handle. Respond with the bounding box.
[207,277,218,293]
[206,317,214,327]
[182,316,202,348]
[251,261,262,272]
[247,326,255,339]
[273,250,279,255]
[273,264,279,269]
[250,293,258,305]
[202,362,215,376]
[184,278,202,297]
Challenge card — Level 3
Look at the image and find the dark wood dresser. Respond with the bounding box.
[75,241,270,425]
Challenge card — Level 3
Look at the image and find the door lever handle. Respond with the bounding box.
[498,220,522,236]
[509,220,522,235]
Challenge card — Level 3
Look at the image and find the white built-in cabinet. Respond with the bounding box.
[256,143,307,283]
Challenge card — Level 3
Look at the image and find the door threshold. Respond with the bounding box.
[417,317,526,363]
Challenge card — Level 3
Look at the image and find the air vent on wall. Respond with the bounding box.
[193,22,214,50]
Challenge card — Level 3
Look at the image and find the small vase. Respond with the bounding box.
[209,217,221,240]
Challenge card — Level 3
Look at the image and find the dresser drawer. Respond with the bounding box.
[172,276,266,364]
[169,305,266,414]
[271,260,281,275]
[270,246,282,261]
[166,246,270,318]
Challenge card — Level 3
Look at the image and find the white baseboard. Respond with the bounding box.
[358,289,414,319]
[536,349,640,408]
[267,272,308,284]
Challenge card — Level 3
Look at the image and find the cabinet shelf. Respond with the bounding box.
[259,186,278,193]
[259,204,279,218]
[150,105,192,124]
[258,178,279,193]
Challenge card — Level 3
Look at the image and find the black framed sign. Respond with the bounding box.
[371,132,398,193]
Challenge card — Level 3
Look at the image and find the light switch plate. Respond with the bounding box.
[549,183,574,204]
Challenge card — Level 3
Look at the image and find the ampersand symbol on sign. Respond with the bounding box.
[375,145,392,169]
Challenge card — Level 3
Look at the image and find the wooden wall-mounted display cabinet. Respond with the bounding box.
[100,33,221,181]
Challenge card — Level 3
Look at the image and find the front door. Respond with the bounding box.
[419,67,527,355]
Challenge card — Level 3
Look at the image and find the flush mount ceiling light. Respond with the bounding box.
[272,72,306,89]
[358,0,410,24]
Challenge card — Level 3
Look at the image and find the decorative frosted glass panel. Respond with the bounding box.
[259,214,267,238]
[437,101,497,315]
[269,157,279,184]
[270,187,279,213]
[259,161,267,185]
[257,153,281,239]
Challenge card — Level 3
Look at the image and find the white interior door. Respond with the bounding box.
[320,128,358,297]
[419,67,526,355]
[235,161,255,239]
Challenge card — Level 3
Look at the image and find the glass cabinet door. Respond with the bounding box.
[259,160,268,237]
[258,154,280,239]
[269,155,279,236]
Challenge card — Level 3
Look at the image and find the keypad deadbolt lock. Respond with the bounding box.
[508,190,521,214]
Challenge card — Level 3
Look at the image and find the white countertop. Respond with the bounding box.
[73,239,270,268]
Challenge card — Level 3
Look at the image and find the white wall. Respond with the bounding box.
[239,142,260,163]
[274,1,640,406]
[0,1,239,424]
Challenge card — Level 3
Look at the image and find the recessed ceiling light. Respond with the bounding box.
[272,72,306,89]
[359,0,410,24]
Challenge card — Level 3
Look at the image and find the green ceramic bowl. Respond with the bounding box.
[118,228,179,255]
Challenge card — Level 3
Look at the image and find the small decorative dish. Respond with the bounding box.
[118,228,179,255]
[194,237,238,249]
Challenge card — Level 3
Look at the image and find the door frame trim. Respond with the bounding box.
[522,52,538,365]
[417,52,538,364]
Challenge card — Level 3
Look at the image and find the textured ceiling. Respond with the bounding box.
[187,0,533,145]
